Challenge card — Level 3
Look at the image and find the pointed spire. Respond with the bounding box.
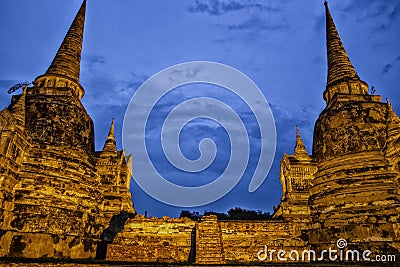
[325,1,359,87]
[102,118,117,155]
[108,118,115,138]
[45,0,86,83]
[294,125,310,159]
[323,2,368,104]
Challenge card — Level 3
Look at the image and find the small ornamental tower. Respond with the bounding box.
[273,126,317,221]
[96,119,135,223]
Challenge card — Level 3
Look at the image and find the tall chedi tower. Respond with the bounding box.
[0,0,134,259]
[309,2,400,255]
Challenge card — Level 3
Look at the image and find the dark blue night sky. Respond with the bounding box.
[1,0,399,217]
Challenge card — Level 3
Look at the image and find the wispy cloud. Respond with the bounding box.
[187,0,289,44]
[336,0,400,32]
[82,54,107,69]
[122,73,149,94]
[82,72,149,107]
[213,13,289,43]
[188,0,280,16]
[390,2,400,21]
[227,16,288,32]
[382,55,400,74]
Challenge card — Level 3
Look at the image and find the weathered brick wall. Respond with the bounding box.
[106,217,309,264]
[219,220,309,263]
[106,216,196,263]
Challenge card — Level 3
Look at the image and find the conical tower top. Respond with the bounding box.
[102,118,117,155]
[323,2,368,104]
[108,118,115,139]
[33,1,87,99]
[45,0,86,82]
[294,125,310,159]
[325,1,359,86]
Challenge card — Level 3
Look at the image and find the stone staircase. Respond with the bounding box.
[195,215,225,264]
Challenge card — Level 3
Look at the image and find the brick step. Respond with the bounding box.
[195,215,225,264]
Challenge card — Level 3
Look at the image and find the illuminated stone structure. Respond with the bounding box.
[0,1,399,264]
[0,1,134,259]
[273,126,317,222]
[308,2,400,255]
